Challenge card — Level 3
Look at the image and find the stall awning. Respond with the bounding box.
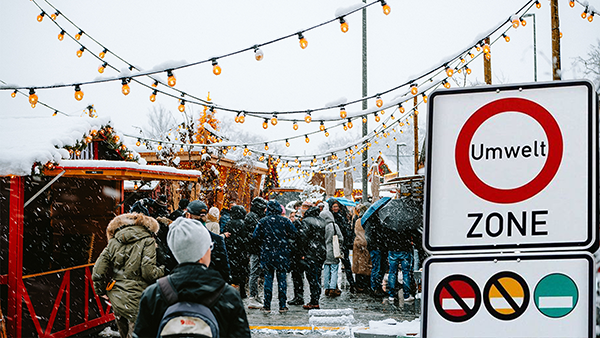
[44,160,203,182]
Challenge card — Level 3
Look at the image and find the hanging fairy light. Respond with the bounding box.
[443,80,451,89]
[362,116,367,123]
[445,66,454,77]
[410,84,418,95]
[304,112,312,123]
[99,49,107,59]
[343,123,348,131]
[77,47,85,58]
[422,93,428,103]
[263,118,269,129]
[569,0,575,8]
[520,17,527,26]
[298,33,308,49]
[347,119,353,129]
[319,121,325,131]
[339,17,349,33]
[37,12,45,22]
[535,1,541,9]
[98,62,107,73]
[212,59,222,75]
[325,129,330,137]
[293,121,299,130]
[179,100,186,112]
[271,114,278,126]
[11,90,17,98]
[380,0,391,15]
[466,67,472,75]
[58,30,65,41]
[75,30,83,40]
[121,78,131,95]
[264,143,269,151]
[239,112,246,124]
[512,17,520,28]
[254,47,264,61]
[374,112,380,122]
[74,85,84,101]
[167,70,176,87]
[398,103,405,113]
[51,11,59,20]
[305,135,310,143]
[286,139,290,147]
[376,96,383,108]
[340,106,347,118]
[28,89,38,106]
[150,90,157,102]
[503,34,510,42]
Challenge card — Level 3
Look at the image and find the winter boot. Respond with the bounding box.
[289,296,304,305]
[331,288,342,297]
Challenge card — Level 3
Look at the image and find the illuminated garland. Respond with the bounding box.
[570,0,599,21]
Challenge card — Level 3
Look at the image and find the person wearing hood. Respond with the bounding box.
[245,196,268,309]
[320,209,344,297]
[92,213,165,338]
[221,205,251,298]
[134,217,251,337]
[168,198,189,221]
[252,200,298,313]
[219,199,236,231]
[328,198,357,293]
[205,206,221,235]
[300,206,327,309]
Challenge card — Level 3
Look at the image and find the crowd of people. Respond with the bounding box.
[91,194,421,338]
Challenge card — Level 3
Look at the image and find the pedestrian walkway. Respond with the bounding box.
[245,273,421,336]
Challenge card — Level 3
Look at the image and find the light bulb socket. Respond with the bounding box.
[211,59,218,66]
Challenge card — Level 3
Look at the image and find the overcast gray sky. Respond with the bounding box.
[1,0,598,160]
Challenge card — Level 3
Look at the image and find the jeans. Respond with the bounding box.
[306,259,324,304]
[263,265,287,309]
[369,250,383,291]
[388,251,412,299]
[323,263,339,289]
[249,254,261,298]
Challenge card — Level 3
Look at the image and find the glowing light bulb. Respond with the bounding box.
[399,104,405,113]
[340,107,347,118]
[512,18,520,28]
[179,100,185,112]
[263,119,269,129]
[325,130,330,137]
[466,67,472,75]
[98,62,107,73]
[305,135,310,143]
[75,31,83,40]
[167,70,176,87]
[320,122,325,131]
[461,58,466,64]
[536,1,541,9]
[348,120,353,129]
[304,114,312,123]
[504,34,510,42]
[286,140,290,147]
[58,30,65,41]
[51,12,59,20]
[136,140,141,147]
[77,47,84,58]
[152,81,158,88]
[376,96,383,108]
[470,52,475,59]
[340,18,349,33]
[239,114,245,124]
[157,144,163,151]
[410,85,418,95]
[298,33,308,49]
[212,60,221,75]
[422,94,428,103]
[588,13,594,22]
[11,90,16,98]
[343,123,348,131]
[121,79,130,96]
[569,0,575,7]
[362,117,367,123]
[483,44,490,54]
[444,81,451,89]
[375,113,380,122]
[99,49,107,59]
[264,144,269,151]
[521,18,527,26]
[150,90,157,102]
[28,89,38,105]
[271,116,278,126]
[74,85,84,101]
[560,32,563,38]
[37,12,44,22]
[293,122,299,130]
[485,53,491,61]
[254,48,264,61]
[381,1,391,15]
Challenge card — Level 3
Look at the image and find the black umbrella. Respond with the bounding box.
[378,197,422,232]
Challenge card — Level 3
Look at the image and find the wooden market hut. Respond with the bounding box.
[0,116,208,337]
[138,151,268,212]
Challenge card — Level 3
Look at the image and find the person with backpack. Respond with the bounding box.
[134,217,251,338]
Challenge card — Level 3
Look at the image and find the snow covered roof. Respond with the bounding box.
[277,166,312,190]
[48,160,205,181]
[0,116,113,176]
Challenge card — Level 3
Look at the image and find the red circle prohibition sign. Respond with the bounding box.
[455,97,563,204]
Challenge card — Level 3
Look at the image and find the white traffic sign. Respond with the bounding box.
[424,80,598,253]
[421,252,595,338]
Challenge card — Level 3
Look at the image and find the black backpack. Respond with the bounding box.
[156,276,225,338]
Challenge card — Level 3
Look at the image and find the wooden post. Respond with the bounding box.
[484,37,492,85]
[550,0,562,80]
[413,96,419,175]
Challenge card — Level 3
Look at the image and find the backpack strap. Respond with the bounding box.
[157,276,178,306]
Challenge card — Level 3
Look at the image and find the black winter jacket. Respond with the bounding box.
[222,205,250,283]
[245,197,267,255]
[301,207,327,263]
[209,230,231,283]
[134,263,250,338]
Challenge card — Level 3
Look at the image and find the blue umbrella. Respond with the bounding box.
[361,196,391,226]
[334,197,357,207]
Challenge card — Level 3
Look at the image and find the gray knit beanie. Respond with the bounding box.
[167,217,212,264]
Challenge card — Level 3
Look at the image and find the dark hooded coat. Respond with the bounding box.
[252,201,297,271]
[134,263,250,338]
[245,197,267,255]
[301,206,327,263]
[222,205,251,283]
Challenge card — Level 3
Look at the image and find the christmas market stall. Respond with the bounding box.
[0,116,206,337]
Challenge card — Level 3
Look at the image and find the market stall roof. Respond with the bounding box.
[44,160,205,182]
[277,166,311,191]
[138,151,268,175]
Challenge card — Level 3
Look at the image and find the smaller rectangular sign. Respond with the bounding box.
[421,252,595,338]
